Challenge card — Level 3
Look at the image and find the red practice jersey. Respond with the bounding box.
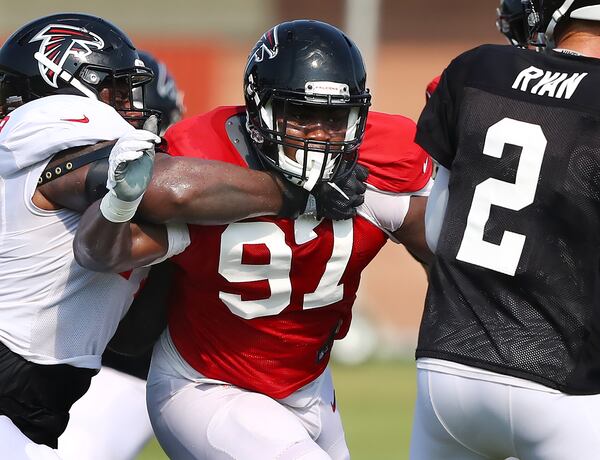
[164,106,432,399]
[426,75,441,101]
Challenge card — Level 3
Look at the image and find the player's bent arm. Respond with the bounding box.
[73,200,170,272]
[358,182,433,266]
[74,129,188,273]
[391,195,433,266]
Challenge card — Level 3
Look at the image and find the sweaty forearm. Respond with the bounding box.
[138,156,287,225]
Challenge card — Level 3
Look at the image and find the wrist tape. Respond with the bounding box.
[100,192,144,223]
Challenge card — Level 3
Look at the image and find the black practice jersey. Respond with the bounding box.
[416,44,600,394]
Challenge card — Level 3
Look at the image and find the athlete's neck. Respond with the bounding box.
[556,31,600,59]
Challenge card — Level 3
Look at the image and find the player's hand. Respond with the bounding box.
[311,162,369,220]
[107,115,161,202]
[271,172,310,219]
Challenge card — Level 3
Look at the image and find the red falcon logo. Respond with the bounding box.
[29,24,105,88]
[250,25,279,63]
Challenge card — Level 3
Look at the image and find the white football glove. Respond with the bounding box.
[100,115,161,223]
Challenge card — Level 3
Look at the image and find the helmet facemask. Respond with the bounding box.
[51,58,158,128]
[0,72,26,117]
[248,80,370,191]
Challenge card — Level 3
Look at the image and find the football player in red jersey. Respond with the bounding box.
[74,19,433,459]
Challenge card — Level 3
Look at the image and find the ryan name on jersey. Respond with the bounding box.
[512,66,588,99]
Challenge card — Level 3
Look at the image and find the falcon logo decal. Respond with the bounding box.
[29,24,105,88]
[250,25,279,63]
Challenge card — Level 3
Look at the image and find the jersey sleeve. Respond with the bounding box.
[416,69,457,169]
[144,223,191,266]
[358,179,432,242]
[425,75,441,101]
[358,111,433,194]
[416,49,477,170]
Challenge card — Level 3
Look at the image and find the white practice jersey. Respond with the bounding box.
[0,95,150,369]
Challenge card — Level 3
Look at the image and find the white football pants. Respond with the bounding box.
[57,366,152,460]
[0,416,61,459]
[410,365,600,460]
[147,336,349,460]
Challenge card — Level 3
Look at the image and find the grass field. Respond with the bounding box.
[136,360,418,459]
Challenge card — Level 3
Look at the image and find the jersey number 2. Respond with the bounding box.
[218,218,353,319]
[456,118,546,276]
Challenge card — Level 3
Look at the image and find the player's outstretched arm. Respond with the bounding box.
[137,154,308,224]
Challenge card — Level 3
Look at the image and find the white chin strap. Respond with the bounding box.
[297,148,337,191]
[277,147,338,192]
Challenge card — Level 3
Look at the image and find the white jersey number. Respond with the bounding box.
[218,217,353,319]
[456,118,546,276]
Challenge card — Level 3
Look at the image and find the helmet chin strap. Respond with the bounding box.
[297,149,325,191]
[276,144,337,192]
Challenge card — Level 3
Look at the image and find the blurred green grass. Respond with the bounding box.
[137,359,417,460]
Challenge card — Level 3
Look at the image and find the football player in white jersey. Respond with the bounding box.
[56,50,184,460]
[0,13,362,460]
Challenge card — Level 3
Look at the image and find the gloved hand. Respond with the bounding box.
[271,172,310,219]
[311,162,369,220]
[100,115,161,222]
[107,115,160,201]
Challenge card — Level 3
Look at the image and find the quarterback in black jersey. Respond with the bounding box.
[412,1,600,459]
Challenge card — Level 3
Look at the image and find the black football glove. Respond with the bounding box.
[311,163,369,220]
[271,172,310,219]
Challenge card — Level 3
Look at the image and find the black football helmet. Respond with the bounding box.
[137,51,185,135]
[243,20,371,191]
[527,0,600,46]
[496,0,530,46]
[0,13,156,124]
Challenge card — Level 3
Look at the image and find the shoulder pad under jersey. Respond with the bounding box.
[0,95,133,176]
[358,111,433,194]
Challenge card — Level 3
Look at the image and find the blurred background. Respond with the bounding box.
[1,1,502,458]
